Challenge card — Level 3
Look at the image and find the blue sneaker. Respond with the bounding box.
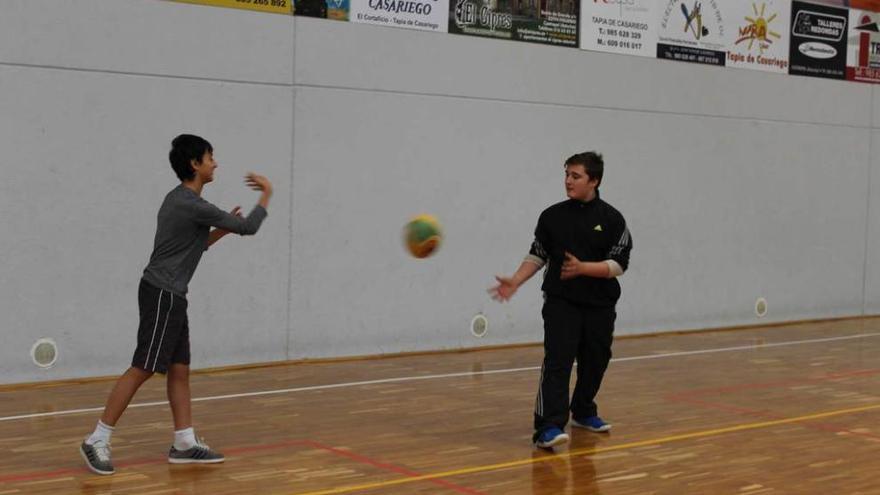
[534,427,570,449]
[571,415,612,432]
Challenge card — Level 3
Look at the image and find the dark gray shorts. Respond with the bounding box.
[131,279,190,373]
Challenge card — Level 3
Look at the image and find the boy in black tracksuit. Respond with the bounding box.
[490,151,632,449]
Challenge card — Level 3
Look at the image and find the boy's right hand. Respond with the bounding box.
[245,173,273,194]
[488,275,518,302]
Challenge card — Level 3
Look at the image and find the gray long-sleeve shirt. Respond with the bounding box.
[142,184,267,296]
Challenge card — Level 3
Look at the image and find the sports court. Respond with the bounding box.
[2,318,878,494]
[5,0,880,493]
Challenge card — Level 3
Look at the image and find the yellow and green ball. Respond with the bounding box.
[403,214,443,258]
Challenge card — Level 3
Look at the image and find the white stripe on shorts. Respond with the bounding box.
[151,294,174,372]
[143,289,164,369]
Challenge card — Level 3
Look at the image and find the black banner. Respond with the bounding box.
[449,0,578,46]
[789,1,848,79]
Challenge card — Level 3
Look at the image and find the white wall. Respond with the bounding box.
[1,0,876,383]
[0,0,294,383]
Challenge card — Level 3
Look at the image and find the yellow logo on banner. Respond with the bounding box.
[168,0,293,15]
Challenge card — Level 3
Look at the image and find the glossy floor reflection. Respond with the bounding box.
[1,317,878,494]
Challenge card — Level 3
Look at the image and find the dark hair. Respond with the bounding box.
[169,134,213,181]
[565,151,604,187]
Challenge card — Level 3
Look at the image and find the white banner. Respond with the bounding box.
[581,0,657,57]
[726,0,790,73]
[657,0,731,66]
[847,8,880,82]
[350,0,449,32]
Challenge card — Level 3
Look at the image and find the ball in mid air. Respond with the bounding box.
[404,214,442,259]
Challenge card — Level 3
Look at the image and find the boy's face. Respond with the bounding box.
[565,163,598,201]
[191,151,217,183]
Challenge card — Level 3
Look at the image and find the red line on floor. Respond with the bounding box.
[1,438,487,494]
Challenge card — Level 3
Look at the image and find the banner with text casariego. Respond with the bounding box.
[657,0,730,66]
[581,0,657,57]
[726,0,790,73]
[351,0,449,32]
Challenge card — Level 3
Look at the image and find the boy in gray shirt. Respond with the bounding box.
[80,134,273,475]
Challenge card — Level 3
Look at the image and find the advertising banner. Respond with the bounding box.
[581,0,657,57]
[511,0,579,47]
[295,0,350,19]
[727,1,790,73]
[657,0,730,66]
[789,0,848,79]
[449,0,514,40]
[169,0,293,14]
[351,0,449,32]
[847,8,880,82]
[450,0,578,46]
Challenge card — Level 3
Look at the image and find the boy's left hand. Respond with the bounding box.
[560,252,583,280]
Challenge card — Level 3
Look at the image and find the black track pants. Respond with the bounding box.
[533,296,616,435]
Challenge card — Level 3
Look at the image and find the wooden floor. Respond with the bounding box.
[1,318,879,494]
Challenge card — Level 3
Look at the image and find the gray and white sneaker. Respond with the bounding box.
[168,439,225,464]
[80,440,115,475]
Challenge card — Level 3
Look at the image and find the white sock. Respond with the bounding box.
[86,420,114,445]
[174,427,197,451]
